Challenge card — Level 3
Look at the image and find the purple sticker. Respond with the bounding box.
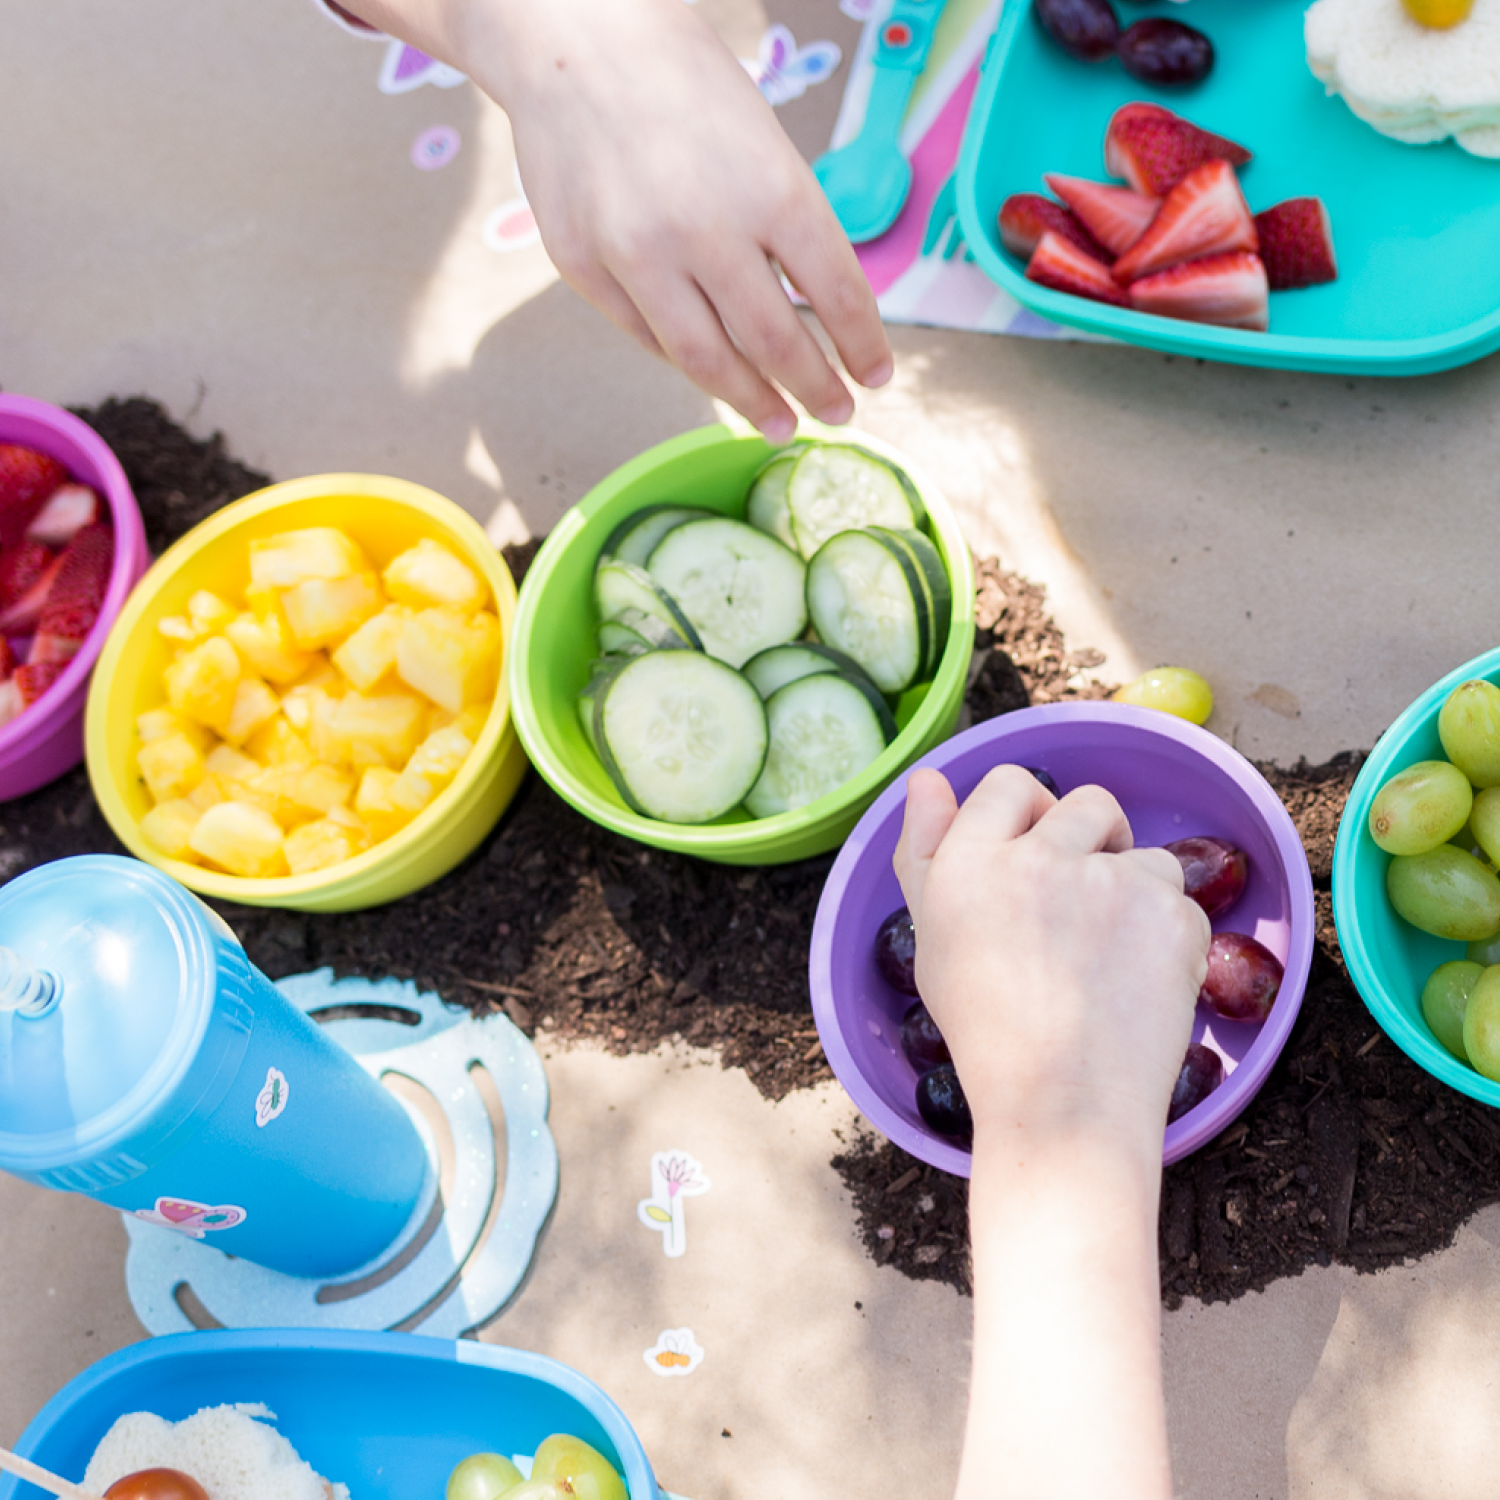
[412,126,461,171]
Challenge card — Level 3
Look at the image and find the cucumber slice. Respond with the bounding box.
[786,444,925,559]
[745,445,808,550]
[594,560,703,650]
[743,672,894,818]
[577,658,625,755]
[647,517,807,669]
[805,529,931,695]
[594,651,768,824]
[741,641,870,700]
[600,505,715,568]
[597,607,693,658]
[870,527,952,680]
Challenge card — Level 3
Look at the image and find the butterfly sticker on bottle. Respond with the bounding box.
[744,26,843,107]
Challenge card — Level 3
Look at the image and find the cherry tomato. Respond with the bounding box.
[104,1469,210,1500]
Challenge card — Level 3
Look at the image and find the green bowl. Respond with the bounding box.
[1332,645,1500,1107]
[506,423,976,865]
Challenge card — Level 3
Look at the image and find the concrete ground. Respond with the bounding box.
[6,1,1500,1495]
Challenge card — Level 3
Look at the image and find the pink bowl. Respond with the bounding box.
[809,702,1315,1173]
[0,395,149,799]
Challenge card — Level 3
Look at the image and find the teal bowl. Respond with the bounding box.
[507,423,975,866]
[957,0,1500,374]
[1332,645,1500,1107]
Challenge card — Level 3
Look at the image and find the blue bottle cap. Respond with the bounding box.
[0,855,251,1187]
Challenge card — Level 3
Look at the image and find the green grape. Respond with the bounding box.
[447,1454,524,1500]
[1462,965,1500,1080]
[1438,679,1500,788]
[1368,760,1472,855]
[1386,845,1500,940]
[1111,667,1213,725]
[1468,785,1500,865]
[501,1485,561,1500]
[531,1435,627,1500]
[1468,931,1500,965]
[1421,960,1481,1062]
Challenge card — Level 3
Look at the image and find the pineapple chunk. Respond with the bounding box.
[383,539,486,614]
[281,661,340,732]
[332,605,407,692]
[205,743,261,784]
[244,716,314,768]
[188,590,236,634]
[282,572,383,650]
[305,690,345,765]
[332,691,425,768]
[139,799,202,860]
[284,818,360,876]
[396,609,501,713]
[189,801,287,879]
[325,802,370,839]
[137,732,206,803]
[223,676,281,747]
[236,767,314,829]
[157,614,201,643]
[137,707,213,753]
[355,767,415,841]
[164,635,241,734]
[225,608,316,685]
[293,762,354,815]
[390,723,474,816]
[248,527,368,590]
[187,773,230,811]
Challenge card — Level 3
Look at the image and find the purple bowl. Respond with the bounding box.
[809,702,1315,1173]
[0,395,149,800]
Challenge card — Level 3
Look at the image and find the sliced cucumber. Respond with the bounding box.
[741,641,870,701]
[597,606,692,658]
[600,505,715,568]
[786,444,925,559]
[594,560,703,650]
[647,517,807,669]
[743,672,895,818]
[870,527,952,680]
[805,529,930,695]
[576,658,625,756]
[745,445,808,551]
[595,651,768,824]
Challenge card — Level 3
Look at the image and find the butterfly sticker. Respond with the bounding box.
[255,1066,290,1128]
[744,26,842,108]
[379,40,467,94]
[643,1328,705,1378]
[481,165,541,253]
[131,1196,247,1239]
[839,0,882,19]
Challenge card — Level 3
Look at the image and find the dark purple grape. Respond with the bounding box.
[1199,932,1284,1022]
[1168,1042,1224,1124]
[1117,18,1214,85]
[916,1064,973,1143]
[1165,836,1248,918]
[874,907,919,996]
[1033,0,1120,61]
[1027,766,1060,797]
[900,1001,951,1072]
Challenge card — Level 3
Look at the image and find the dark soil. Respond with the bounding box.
[11,396,1500,1309]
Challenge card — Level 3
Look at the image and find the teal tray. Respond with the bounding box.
[956,0,1500,374]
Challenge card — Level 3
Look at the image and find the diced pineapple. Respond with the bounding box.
[383,539,486,614]
[244,716,314,768]
[332,691,425,768]
[391,723,475,814]
[188,590,237,634]
[138,707,213,753]
[187,773,230,811]
[455,702,490,741]
[205,743,261,784]
[396,608,501,713]
[222,676,281,747]
[188,801,287,878]
[237,766,313,829]
[137,733,206,803]
[225,608,316,685]
[164,636,241,734]
[324,802,369,839]
[332,605,407,692]
[355,767,415,841]
[248,527,368,590]
[281,661,340,732]
[305,690,345,765]
[284,818,359,876]
[139,799,202,860]
[157,614,201,643]
[282,572,383,650]
[292,762,354,815]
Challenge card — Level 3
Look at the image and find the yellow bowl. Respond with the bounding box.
[86,474,528,912]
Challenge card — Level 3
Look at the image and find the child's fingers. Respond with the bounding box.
[1029,784,1135,857]
[893,768,959,922]
[560,259,666,359]
[953,763,1058,845]
[1115,845,1187,894]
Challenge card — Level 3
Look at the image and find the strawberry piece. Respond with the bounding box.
[0,445,66,548]
[1044,175,1160,258]
[0,540,54,610]
[0,551,65,635]
[1026,231,1130,307]
[0,637,16,679]
[1129,252,1270,332]
[1104,102,1252,197]
[1112,160,1257,285]
[0,661,67,728]
[999,193,1110,262]
[25,482,105,548]
[1253,197,1337,291]
[30,523,114,664]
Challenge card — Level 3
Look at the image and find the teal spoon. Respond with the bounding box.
[814,0,951,244]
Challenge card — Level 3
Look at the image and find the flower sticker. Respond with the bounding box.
[637,1151,710,1258]
[644,1328,705,1377]
[743,26,842,107]
[255,1067,290,1128]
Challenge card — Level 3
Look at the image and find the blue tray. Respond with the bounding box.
[956,0,1500,374]
[1,1330,661,1500]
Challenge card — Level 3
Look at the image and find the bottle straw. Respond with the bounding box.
[0,1444,105,1499]
[0,946,57,1016]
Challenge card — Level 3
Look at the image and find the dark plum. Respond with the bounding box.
[1027,766,1060,797]
[874,907,919,995]
[1117,18,1215,85]
[1165,835,1249,918]
[1033,0,1120,61]
[1167,1042,1225,1123]
[1199,932,1284,1022]
[900,1001,951,1072]
[916,1064,973,1143]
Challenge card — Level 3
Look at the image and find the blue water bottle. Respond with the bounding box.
[0,855,428,1278]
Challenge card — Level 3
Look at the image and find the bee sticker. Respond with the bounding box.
[644,1328,704,1378]
[255,1067,290,1128]
[637,1152,710,1259]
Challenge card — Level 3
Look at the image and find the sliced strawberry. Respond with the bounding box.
[25,482,105,548]
[0,637,16,679]
[1129,252,1270,332]
[1104,102,1252,197]
[0,445,67,548]
[1112,160,1257,284]
[0,540,55,610]
[29,523,113,663]
[999,193,1110,262]
[1026,231,1130,307]
[0,660,67,728]
[1044,175,1160,258]
[0,551,65,635]
[1253,197,1337,291]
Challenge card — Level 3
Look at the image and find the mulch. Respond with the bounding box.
[12,396,1500,1310]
